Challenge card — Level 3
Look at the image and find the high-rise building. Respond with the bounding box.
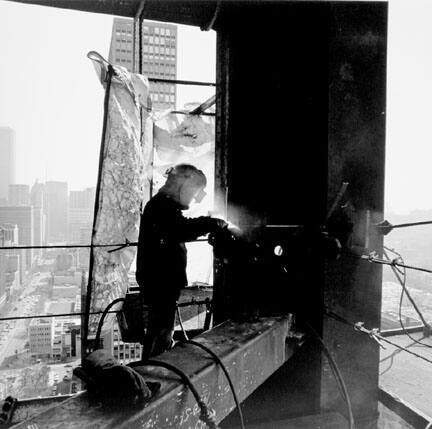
[30,181,45,208]
[108,17,177,110]
[30,181,46,258]
[45,181,68,243]
[8,184,30,206]
[69,188,95,210]
[0,206,34,269]
[0,127,16,204]
[0,224,20,302]
[68,188,95,243]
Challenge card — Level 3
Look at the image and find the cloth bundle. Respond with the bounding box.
[74,350,159,404]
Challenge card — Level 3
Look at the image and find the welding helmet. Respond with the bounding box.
[163,164,207,208]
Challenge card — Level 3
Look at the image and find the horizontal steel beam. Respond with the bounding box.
[6,0,219,28]
[11,316,295,428]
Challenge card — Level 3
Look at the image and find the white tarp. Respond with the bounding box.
[86,52,153,340]
[86,52,215,341]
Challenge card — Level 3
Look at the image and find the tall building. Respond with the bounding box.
[0,224,20,302]
[45,181,68,243]
[68,188,95,243]
[69,188,95,210]
[30,181,46,258]
[30,181,45,208]
[0,206,34,269]
[108,17,177,110]
[0,127,16,204]
[8,184,30,206]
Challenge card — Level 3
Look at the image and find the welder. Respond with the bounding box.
[136,163,227,360]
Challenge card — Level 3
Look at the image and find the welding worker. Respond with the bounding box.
[136,163,227,359]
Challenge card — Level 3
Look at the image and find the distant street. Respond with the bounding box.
[0,272,48,364]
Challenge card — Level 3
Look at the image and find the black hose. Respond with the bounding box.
[305,323,354,429]
[95,298,124,349]
[144,359,219,429]
[184,340,246,429]
[175,305,245,429]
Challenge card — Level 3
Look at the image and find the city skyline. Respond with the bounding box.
[3,1,432,215]
[0,3,216,194]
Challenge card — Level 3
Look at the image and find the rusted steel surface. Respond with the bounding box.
[11,316,293,429]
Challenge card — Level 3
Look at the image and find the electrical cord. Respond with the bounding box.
[305,323,354,429]
[175,305,246,429]
[184,340,246,429]
[144,359,219,429]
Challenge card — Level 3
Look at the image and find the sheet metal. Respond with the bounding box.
[10,316,294,428]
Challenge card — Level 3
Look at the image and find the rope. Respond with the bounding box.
[362,252,432,275]
[0,237,208,251]
[0,310,118,322]
[144,359,219,428]
[325,310,432,366]
[83,63,114,345]
[383,247,432,340]
[0,298,209,323]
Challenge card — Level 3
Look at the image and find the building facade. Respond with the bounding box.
[8,184,30,206]
[30,181,46,259]
[108,17,177,111]
[0,206,34,269]
[29,318,54,358]
[68,188,95,244]
[0,224,20,302]
[45,181,68,243]
[0,127,16,205]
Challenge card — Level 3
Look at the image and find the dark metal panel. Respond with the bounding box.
[7,0,219,27]
[322,2,387,426]
[214,1,331,422]
[11,317,294,428]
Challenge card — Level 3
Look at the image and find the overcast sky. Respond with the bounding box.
[0,1,432,215]
[0,2,215,192]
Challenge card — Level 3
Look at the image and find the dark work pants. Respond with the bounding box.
[140,291,179,361]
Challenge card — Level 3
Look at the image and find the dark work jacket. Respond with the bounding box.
[136,192,218,303]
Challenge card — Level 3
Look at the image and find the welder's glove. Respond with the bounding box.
[209,217,229,231]
[74,350,159,405]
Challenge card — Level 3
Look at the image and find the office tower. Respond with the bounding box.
[45,181,68,243]
[8,184,30,206]
[0,206,33,269]
[30,181,46,257]
[108,17,177,110]
[0,224,20,302]
[30,181,45,208]
[69,187,95,211]
[0,127,16,204]
[68,188,95,243]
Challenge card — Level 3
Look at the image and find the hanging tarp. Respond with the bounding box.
[84,52,153,344]
[152,111,215,192]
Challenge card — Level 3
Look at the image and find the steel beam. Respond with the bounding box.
[11,316,294,428]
